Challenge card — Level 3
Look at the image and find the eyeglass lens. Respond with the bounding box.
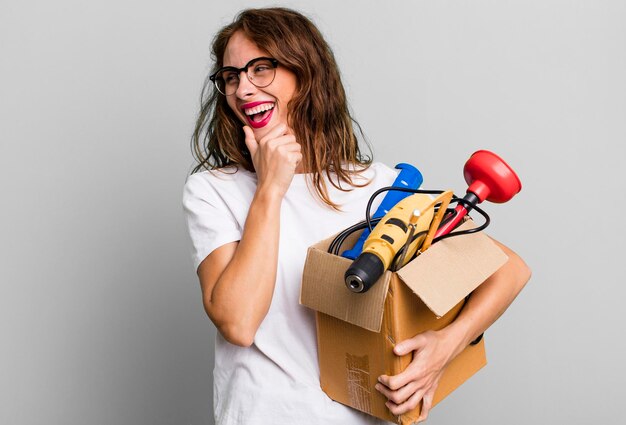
[215,58,276,96]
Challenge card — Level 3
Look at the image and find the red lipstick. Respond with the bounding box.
[240,101,273,110]
[240,101,275,129]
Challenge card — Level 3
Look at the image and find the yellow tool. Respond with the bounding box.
[345,191,453,293]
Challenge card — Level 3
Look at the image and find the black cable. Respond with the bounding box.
[390,230,428,271]
[432,200,490,244]
[328,217,382,255]
[329,187,492,257]
[438,207,459,228]
[329,220,371,255]
[329,219,379,255]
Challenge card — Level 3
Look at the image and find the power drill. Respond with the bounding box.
[344,193,434,293]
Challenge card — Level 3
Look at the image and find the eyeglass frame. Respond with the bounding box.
[209,57,280,96]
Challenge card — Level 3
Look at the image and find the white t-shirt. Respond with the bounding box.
[182,162,398,425]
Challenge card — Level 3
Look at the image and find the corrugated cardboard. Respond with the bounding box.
[300,221,508,424]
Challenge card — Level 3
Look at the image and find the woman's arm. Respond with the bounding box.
[376,239,531,421]
[197,125,302,347]
[198,189,281,347]
[441,239,532,353]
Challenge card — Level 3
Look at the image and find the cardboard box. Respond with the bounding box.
[300,221,508,424]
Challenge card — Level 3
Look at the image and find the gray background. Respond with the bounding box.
[1,0,624,424]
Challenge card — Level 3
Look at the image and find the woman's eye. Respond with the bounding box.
[224,73,239,83]
[254,65,270,73]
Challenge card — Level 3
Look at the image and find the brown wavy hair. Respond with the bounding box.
[191,7,373,209]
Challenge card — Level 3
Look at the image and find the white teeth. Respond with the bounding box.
[244,103,275,116]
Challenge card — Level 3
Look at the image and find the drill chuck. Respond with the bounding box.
[345,252,384,293]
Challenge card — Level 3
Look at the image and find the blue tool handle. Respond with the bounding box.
[341,163,423,259]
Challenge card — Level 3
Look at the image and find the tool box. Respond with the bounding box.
[300,221,508,424]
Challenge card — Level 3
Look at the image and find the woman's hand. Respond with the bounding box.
[375,241,530,422]
[243,125,302,198]
[376,330,456,422]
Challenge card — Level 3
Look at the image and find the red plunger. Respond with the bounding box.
[434,150,522,238]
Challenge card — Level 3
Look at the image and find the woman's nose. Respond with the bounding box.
[235,71,257,98]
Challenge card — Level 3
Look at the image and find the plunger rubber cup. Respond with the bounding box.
[434,150,521,239]
[464,150,522,203]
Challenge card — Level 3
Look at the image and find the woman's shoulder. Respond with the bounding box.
[343,162,398,185]
[183,166,257,198]
[370,162,399,177]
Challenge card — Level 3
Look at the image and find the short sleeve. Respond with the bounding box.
[182,173,242,272]
[374,162,401,182]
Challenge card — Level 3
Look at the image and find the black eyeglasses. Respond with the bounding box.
[209,57,279,96]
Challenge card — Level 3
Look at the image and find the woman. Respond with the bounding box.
[183,7,530,425]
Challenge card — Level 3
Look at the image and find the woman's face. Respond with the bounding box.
[222,32,297,141]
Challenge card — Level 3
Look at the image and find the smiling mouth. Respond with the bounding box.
[244,102,275,123]
[242,102,275,128]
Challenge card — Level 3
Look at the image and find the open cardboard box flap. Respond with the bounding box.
[300,221,509,332]
[397,220,509,317]
[299,235,392,332]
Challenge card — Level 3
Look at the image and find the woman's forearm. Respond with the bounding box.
[442,239,532,358]
[206,186,283,346]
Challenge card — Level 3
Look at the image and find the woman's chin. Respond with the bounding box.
[251,120,286,139]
